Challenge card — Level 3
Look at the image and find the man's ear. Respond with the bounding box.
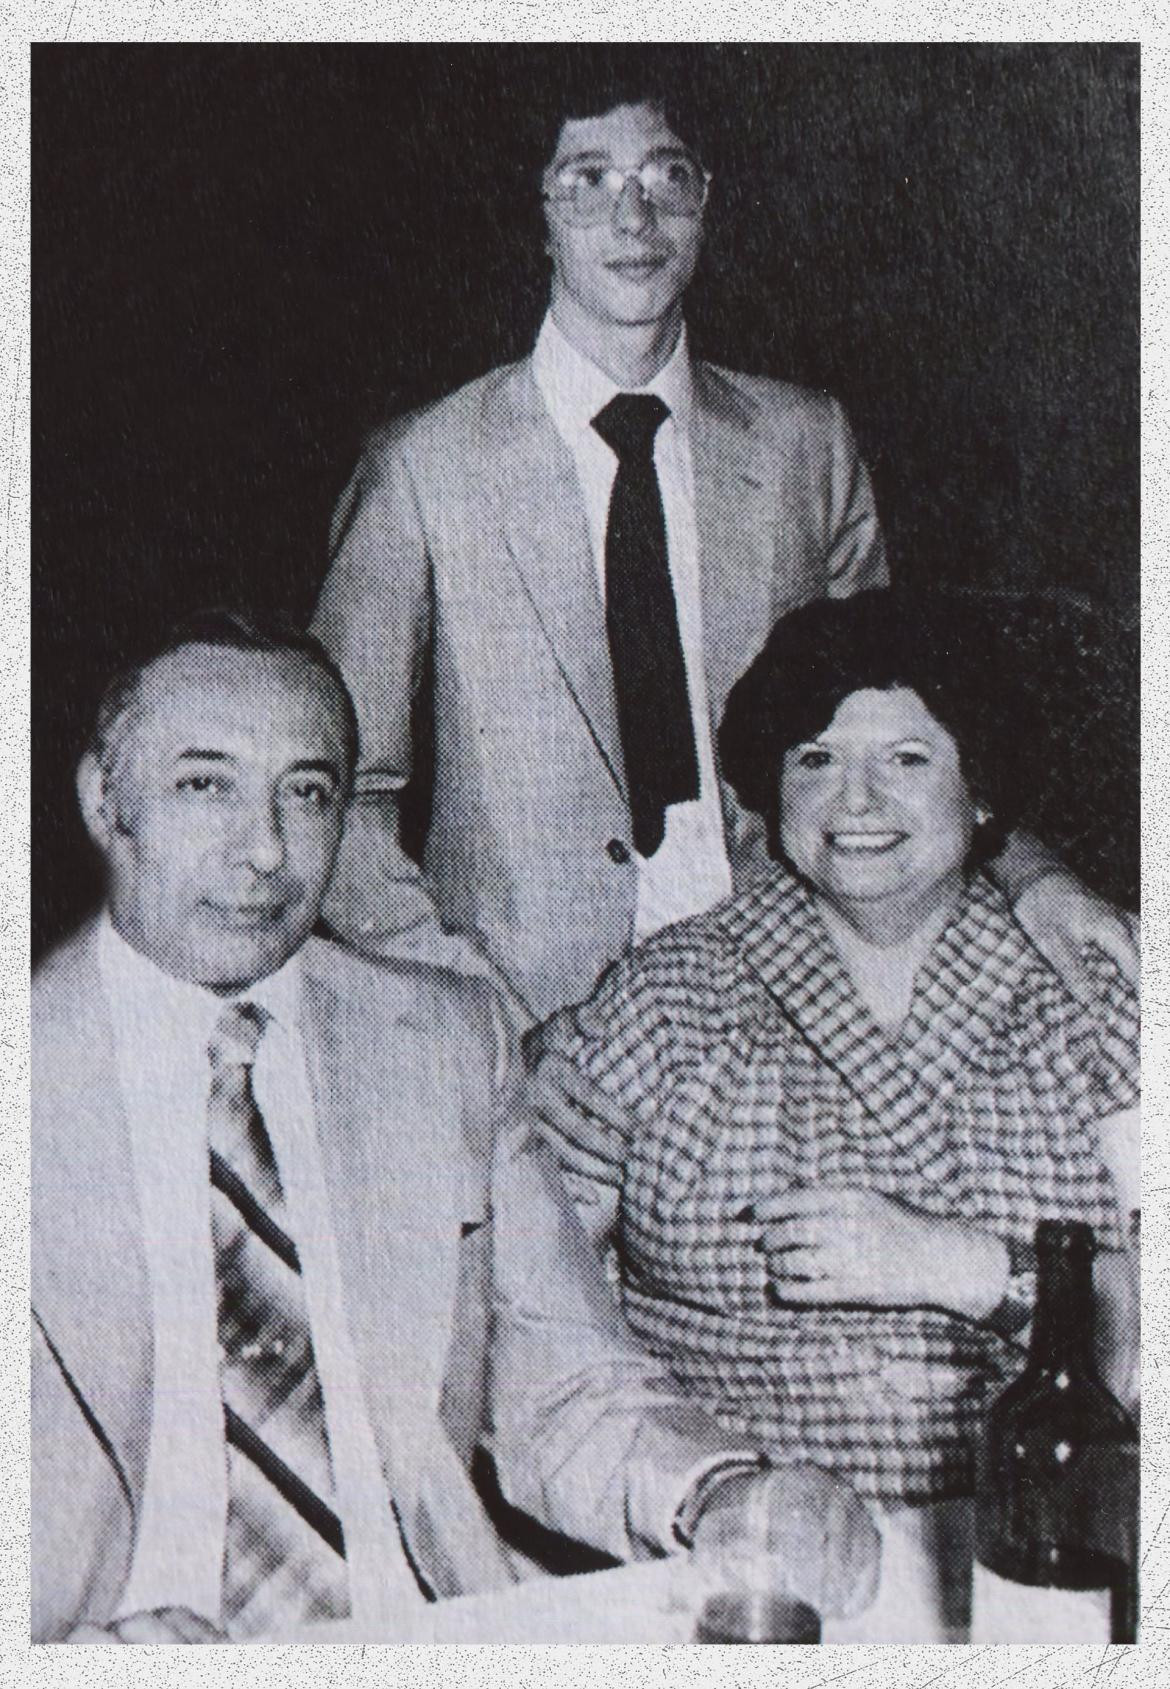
[76,751,115,851]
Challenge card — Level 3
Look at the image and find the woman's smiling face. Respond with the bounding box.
[779,687,975,924]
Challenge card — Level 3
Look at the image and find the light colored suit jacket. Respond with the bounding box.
[32,922,736,1640]
[312,354,887,1022]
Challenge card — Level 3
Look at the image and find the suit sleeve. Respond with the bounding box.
[311,438,455,952]
[823,399,888,597]
[313,443,536,1020]
[32,1315,132,1641]
[314,435,433,784]
[486,1122,755,1561]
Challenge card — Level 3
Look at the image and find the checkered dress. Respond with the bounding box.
[542,870,1136,1503]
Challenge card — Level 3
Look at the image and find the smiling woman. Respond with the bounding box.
[780,688,974,949]
[535,587,1138,1635]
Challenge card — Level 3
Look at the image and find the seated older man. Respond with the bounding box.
[31,611,878,1643]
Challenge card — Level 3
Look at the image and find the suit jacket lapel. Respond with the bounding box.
[31,926,152,1519]
[485,362,628,798]
[303,955,514,1595]
[692,363,776,729]
[485,359,778,795]
[302,962,467,1509]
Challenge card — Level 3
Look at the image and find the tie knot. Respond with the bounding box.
[591,392,670,460]
[209,1000,269,1070]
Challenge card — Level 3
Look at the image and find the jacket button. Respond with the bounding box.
[606,838,631,865]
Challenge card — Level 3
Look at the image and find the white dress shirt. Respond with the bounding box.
[99,917,422,1635]
[532,314,734,940]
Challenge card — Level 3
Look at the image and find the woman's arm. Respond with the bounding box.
[520,995,645,1252]
[1094,1247,1139,1410]
[748,1187,1010,1318]
[1092,1106,1140,1407]
[752,1183,1137,1405]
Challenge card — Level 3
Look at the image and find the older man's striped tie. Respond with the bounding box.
[207,1001,350,1638]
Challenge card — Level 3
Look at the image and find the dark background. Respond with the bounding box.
[32,42,1140,961]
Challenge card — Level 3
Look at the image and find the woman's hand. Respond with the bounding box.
[748,1188,1009,1320]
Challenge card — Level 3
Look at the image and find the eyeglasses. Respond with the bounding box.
[543,153,711,227]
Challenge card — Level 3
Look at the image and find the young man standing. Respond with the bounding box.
[312,86,885,1023]
[312,77,1135,1045]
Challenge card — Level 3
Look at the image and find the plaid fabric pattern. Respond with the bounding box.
[208,1003,350,1639]
[544,870,1136,1503]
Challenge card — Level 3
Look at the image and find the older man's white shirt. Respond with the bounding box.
[99,915,421,1635]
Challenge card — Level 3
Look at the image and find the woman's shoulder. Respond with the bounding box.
[531,898,753,1126]
[634,897,745,971]
[623,871,802,996]
[1078,940,1140,1020]
[555,884,777,1050]
[1057,942,1140,1108]
[968,876,1141,1107]
[589,903,743,1031]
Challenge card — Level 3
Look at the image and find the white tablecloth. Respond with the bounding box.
[295,1499,972,1644]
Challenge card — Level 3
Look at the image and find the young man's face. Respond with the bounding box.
[84,644,350,992]
[543,100,705,332]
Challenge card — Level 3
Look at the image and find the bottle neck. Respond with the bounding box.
[1028,1244,1096,1374]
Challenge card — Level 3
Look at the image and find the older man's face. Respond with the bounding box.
[543,100,705,331]
[90,644,349,991]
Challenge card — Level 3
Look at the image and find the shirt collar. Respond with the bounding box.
[533,310,694,442]
[98,909,303,1050]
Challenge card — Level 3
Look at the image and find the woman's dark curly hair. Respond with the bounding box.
[717,588,1035,869]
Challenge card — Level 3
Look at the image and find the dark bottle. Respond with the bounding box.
[973,1220,1138,1643]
